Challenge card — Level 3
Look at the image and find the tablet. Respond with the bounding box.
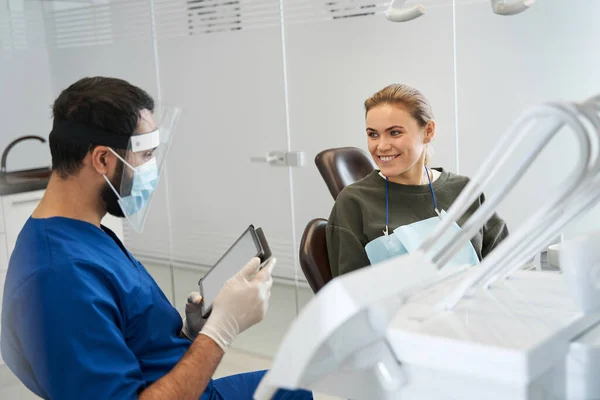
[198,224,272,317]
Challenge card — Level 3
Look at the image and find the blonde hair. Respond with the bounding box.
[365,83,435,165]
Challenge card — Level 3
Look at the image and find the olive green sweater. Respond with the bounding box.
[326,168,509,277]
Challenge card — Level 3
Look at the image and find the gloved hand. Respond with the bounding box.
[181,257,276,351]
[180,291,208,341]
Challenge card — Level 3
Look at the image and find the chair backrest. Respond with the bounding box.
[315,147,376,200]
[299,218,332,293]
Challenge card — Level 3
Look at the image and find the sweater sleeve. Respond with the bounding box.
[326,192,371,277]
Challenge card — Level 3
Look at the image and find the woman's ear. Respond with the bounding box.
[424,120,436,144]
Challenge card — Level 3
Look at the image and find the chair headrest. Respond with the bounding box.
[315,147,376,200]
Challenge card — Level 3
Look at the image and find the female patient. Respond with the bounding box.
[326,83,509,277]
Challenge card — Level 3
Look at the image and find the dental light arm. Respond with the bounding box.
[417,116,540,261]
[486,101,600,285]
[420,103,590,273]
[493,181,600,286]
[491,0,535,16]
[385,0,425,22]
[438,103,596,310]
[445,103,596,274]
[384,0,534,24]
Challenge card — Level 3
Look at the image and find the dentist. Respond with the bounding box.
[1,77,312,400]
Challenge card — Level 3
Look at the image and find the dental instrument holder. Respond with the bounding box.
[255,97,600,400]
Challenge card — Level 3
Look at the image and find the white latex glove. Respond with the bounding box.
[184,257,276,351]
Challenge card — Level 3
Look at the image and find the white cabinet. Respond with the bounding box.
[0,270,4,366]
[2,190,45,256]
[0,234,7,273]
[0,189,124,264]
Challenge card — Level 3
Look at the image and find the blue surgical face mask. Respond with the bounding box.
[103,150,159,232]
[117,157,159,216]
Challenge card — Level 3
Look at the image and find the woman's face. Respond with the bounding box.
[366,103,434,178]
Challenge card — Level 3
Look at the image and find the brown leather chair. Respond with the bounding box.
[315,147,376,200]
[299,218,332,293]
[300,148,375,293]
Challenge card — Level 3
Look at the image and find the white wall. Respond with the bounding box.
[455,0,600,240]
[153,24,297,279]
[141,0,459,283]
[1,0,53,172]
[39,0,186,308]
[35,0,300,283]
[285,2,458,244]
[35,0,600,283]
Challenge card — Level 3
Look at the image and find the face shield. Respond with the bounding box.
[103,105,181,232]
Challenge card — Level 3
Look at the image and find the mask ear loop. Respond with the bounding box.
[103,175,122,200]
[424,165,440,218]
[108,148,135,170]
[102,148,135,201]
[384,177,390,238]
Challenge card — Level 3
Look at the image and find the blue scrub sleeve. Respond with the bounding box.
[12,260,146,399]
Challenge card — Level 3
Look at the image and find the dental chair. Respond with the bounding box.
[299,218,331,293]
[299,148,376,293]
[315,147,376,200]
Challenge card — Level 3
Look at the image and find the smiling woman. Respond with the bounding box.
[325,83,510,277]
[365,84,435,185]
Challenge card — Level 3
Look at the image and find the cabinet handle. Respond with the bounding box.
[11,198,43,206]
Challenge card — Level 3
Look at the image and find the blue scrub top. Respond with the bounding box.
[1,217,215,399]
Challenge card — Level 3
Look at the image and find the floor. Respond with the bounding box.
[215,351,341,400]
[0,348,339,399]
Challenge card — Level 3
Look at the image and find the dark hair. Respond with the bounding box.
[50,77,154,178]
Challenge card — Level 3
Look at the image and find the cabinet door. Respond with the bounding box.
[0,234,8,272]
[2,190,45,257]
[0,191,44,367]
[1,190,124,257]
[0,270,4,365]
